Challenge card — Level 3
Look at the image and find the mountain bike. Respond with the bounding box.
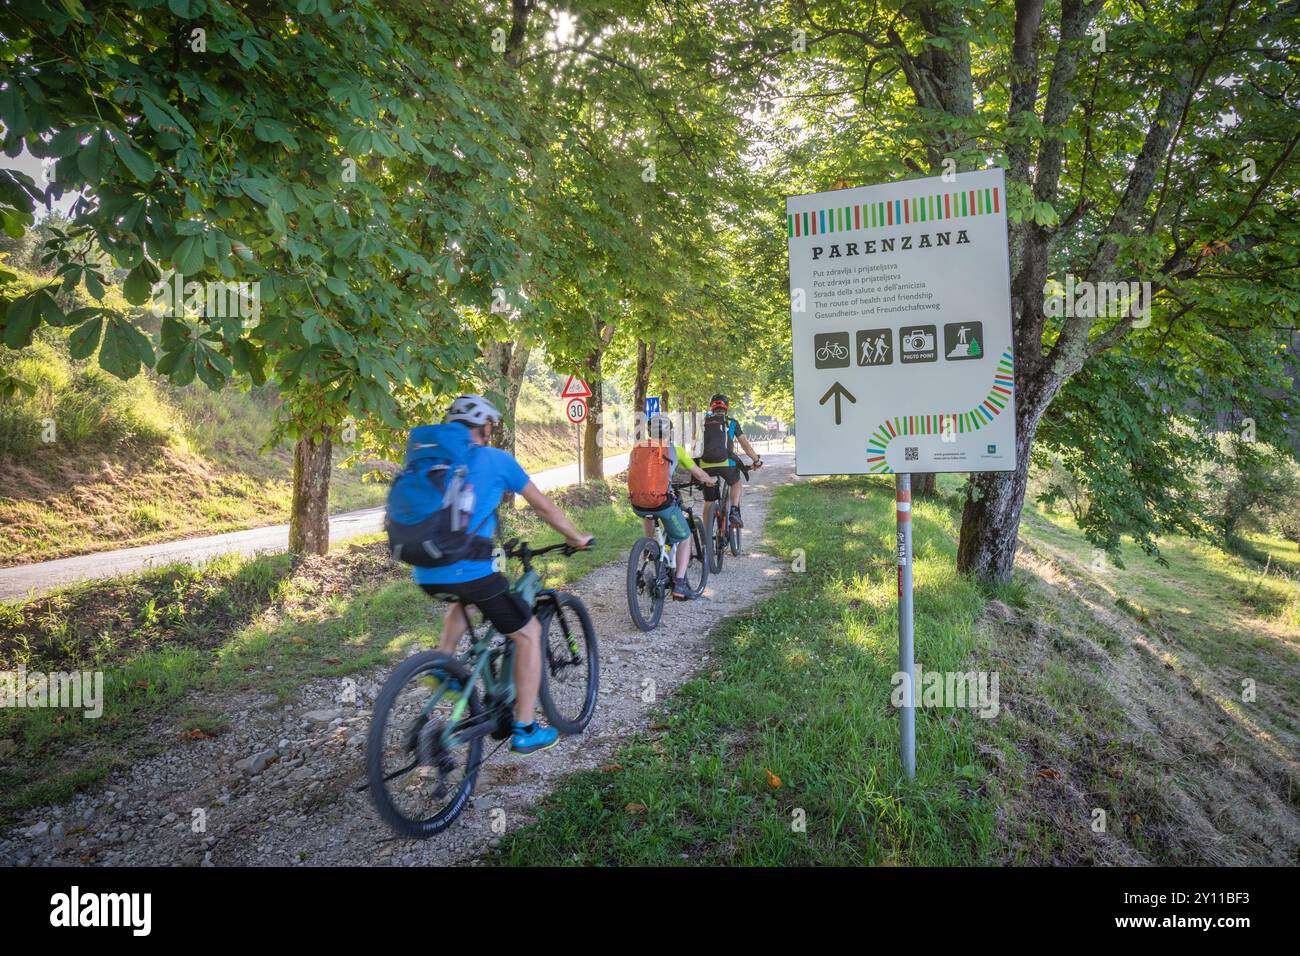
[626,482,712,631]
[366,538,598,839]
[703,459,755,572]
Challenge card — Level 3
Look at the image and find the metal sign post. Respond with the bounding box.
[896,473,915,779]
[560,376,592,484]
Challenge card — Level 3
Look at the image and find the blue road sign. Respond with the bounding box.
[645,396,661,418]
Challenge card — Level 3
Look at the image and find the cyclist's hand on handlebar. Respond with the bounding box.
[566,532,594,551]
[753,456,763,469]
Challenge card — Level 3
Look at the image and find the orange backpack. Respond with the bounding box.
[627,440,672,510]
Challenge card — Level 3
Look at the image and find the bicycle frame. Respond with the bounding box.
[436,565,575,750]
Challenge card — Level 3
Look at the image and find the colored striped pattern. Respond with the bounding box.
[787,186,1001,238]
[864,351,1014,474]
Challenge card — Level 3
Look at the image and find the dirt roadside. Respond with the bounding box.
[0,456,796,866]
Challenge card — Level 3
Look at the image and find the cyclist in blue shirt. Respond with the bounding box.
[416,395,592,755]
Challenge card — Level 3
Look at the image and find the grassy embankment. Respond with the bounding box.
[0,306,382,567]
[493,475,1300,866]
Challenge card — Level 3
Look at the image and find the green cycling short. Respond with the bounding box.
[633,500,690,544]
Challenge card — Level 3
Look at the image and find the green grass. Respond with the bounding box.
[499,475,998,865]
[1246,531,1300,575]
[495,473,1300,866]
[1021,507,1300,717]
[0,478,644,822]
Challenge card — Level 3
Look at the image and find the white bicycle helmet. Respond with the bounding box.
[444,394,501,427]
[647,414,673,441]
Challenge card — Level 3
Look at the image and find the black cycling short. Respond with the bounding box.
[420,573,532,634]
[703,464,741,486]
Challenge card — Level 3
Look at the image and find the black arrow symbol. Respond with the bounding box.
[819,381,857,425]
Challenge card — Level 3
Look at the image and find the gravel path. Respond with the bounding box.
[1,455,794,867]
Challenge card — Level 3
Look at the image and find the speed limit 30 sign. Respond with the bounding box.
[566,398,588,424]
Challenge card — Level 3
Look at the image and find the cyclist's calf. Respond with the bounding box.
[437,603,543,727]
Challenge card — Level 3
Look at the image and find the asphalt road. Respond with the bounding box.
[0,451,633,602]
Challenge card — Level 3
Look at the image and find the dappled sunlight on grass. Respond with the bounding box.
[500,474,995,866]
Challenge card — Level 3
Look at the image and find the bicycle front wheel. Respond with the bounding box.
[366,650,483,839]
[627,536,665,630]
[539,592,599,734]
[730,521,742,556]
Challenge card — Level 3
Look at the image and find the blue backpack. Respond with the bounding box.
[385,423,498,567]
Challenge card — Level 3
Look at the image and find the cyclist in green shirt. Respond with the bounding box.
[633,414,718,601]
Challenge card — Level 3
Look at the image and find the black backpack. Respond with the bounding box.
[700,412,733,463]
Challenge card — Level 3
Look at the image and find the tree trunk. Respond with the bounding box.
[633,339,654,439]
[289,427,332,555]
[956,372,1057,581]
[581,320,615,480]
[483,341,530,456]
[912,473,938,497]
[582,375,604,480]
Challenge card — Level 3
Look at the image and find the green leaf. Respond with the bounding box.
[157,341,197,386]
[123,263,155,304]
[84,270,105,301]
[37,292,70,328]
[2,292,40,348]
[76,128,115,181]
[98,315,155,379]
[111,134,156,183]
[41,126,82,159]
[68,313,104,359]
[267,201,287,235]
[0,373,38,401]
[302,313,325,344]
[172,235,205,276]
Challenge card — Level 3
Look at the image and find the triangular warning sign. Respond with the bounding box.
[560,375,592,399]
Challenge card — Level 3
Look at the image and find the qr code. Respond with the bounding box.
[905,446,919,461]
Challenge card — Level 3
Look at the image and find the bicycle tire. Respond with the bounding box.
[627,536,665,631]
[366,650,483,839]
[539,592,599,734]
[683,512,710,597]
[704,500,725,573]
[730,521,742,556]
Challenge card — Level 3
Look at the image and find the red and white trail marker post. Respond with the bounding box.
[561,376,592,483]
[896,476,915,778]
[787,170,1017,779]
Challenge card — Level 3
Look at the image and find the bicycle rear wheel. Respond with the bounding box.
[539,592,599,734]
[682,513,710,597]
[627,536,665,631]
[730,520,742,556]
[704,500,725,573]
[366,650,483,839]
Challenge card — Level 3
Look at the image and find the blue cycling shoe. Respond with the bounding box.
[511,721,558,755]
[419,665,462,696]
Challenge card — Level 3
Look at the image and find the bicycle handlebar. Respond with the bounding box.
[501,538,596,563]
